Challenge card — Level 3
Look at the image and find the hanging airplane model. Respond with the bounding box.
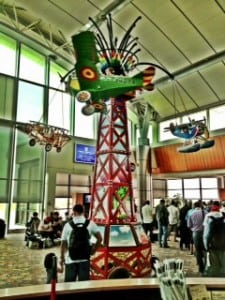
[164,117,215,153]
[61,31,155,115]
[17,121,71,152]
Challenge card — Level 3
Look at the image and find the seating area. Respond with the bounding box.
[26,234,61,249]
[24,211,65,249]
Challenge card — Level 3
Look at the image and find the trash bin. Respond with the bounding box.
[0,219,6,238]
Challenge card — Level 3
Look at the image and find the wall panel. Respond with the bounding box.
[153,135,225,173]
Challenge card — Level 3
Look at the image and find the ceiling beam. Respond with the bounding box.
[155,49,225,87]
[84,0,132,30]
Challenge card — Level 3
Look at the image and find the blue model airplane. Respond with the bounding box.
[164,118,215,153]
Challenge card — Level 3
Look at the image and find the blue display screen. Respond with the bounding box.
[74,143,96,164]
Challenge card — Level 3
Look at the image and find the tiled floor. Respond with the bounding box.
[151,239,200,277]
[0,233,199,289]
[0,233,64,288]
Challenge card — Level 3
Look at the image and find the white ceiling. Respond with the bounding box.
[1,0,225,121]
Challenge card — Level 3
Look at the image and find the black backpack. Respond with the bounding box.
[208,215,225,250]
[68,219,91,260]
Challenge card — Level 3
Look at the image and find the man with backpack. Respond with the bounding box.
[203,200,225,277]
[59,204,102,281]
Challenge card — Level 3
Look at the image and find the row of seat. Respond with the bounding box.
[26,233,61,249]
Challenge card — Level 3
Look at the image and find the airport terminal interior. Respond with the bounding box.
[0,0,225,298]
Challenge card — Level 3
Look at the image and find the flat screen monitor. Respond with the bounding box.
[84,193,91,204]
[74,143,96,164]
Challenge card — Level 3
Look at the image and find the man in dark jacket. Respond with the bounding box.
[179,200,192,250]
[155,199,169,248]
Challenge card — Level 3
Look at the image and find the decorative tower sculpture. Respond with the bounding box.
[69,14,157,279]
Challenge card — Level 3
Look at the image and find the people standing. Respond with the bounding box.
[185,202,195,255]
[155,199,169,248]
[167,200,179,242]
[203,201,225,277]
[179,200,192,250]
[187,201,206,275]
[59,204,102,282]
[141,200,154,242]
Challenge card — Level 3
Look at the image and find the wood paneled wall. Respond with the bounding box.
[153,135,225,174]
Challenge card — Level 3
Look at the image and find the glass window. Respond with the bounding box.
[10,202,41,227]
[183,178,199,189]
[202,189,218,199]
[0,124,12,184]
[184,189,200,199]
[0,179,9,203]
[49,61,68,89]
[54,197,73,210]
[0,122,13,203]
[201,178,218,188]
[56,173,69,185]
[55,186,70,197]
[153,198,161,207]
[0,203,8,220]
[148,124,153,144]
[12,141,44,203]
[209,105,225,131]
[153,189,166,199]
[159,118,179,141]
[17,81,44,122]
[167,179,182,189]
[12,179,43,203]
[0,75,15,120]
[0,32,17,76]
[182,111,206,123]
[48,89,70,130]
[167,179,183,199]
[0,124,11,206]
[136,128,140,146]
[75,101,94,138]
[19,45,45,84]
[167,190,183,198]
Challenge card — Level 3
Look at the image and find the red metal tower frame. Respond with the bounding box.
[89,97,152,279]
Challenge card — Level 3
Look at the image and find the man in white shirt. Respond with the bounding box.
[141,200,154,242]
[59,204,102,281]
[167,200,179,242]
